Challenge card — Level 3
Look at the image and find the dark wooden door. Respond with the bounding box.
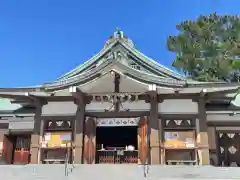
[218,132,240,166]
[2,135,13,164]
[13,136,31,164]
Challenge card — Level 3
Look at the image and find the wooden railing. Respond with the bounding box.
[96,149,138,164]
[166,160,197,165]
[42,148,66,164]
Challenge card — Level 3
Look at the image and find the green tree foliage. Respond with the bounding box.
[167,13,240,82]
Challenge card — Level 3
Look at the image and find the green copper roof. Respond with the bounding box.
[0,98,22,111]
[56,30,185,82]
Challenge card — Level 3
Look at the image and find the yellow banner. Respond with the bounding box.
[43,132,71,148]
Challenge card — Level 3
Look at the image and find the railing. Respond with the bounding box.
[64,151,68,176]
[166,160,197,165]
[96,149,138,164]
[142,146,150,179]
[143,163,149,178]
[142,133,151,179]
[64,148,75,176]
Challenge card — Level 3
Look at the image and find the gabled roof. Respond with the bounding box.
[42,29,189,90]
[57,30,186,81]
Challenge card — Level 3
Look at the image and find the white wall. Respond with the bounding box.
[159,99,198,114]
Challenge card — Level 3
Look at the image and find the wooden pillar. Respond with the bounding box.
[2,134,13,164]
[215,127,221,166]
[83,117,96,164]
[138,116,148,164]
[0,130,5,151]
[1,129,11,164]
[30,105,43,164]
[74,103,85,164]
[149,92,162,164]
[196,98,210,165]
[0,130,6,162]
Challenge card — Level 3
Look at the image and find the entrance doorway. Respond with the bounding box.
[2,134,31,164]
[96,126,138,164]
[218,132,240,166]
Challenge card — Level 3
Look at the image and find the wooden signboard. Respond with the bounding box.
[43,132,72,148]
[164,131,195,149]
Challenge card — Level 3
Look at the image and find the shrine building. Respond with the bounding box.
[0,30,240,166]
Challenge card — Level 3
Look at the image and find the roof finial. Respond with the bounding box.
[114,28,123,39]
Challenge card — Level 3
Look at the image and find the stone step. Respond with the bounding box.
[69,164,240,180]
[148,165,240,179]
[68,164,145,180]
[0,164,67,180]
[1,164,240,180]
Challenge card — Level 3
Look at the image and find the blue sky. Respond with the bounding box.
[0,0,239,87]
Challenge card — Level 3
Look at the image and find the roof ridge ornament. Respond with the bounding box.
[114,28,124,39]
[104,28,135,48]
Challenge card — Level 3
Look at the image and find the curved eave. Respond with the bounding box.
[43,59,115,90]
[186,80,231,86]
[57,40,118,80]
[0,92,51,112]
[110,61,186,87]
[175,86,239,95]
[117,62,185,87]
[43,59,187,91]
[121,41,186,81]
[0,86,43,92]
[57,39,186,82]
[0,92,51,99]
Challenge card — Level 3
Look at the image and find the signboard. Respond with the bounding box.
[42,132,72,148]
[96,118,140,127]
[164,131,195,149]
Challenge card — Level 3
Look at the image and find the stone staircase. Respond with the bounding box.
[148,165,240,179]
[68,164,144,180]
[0,164,67,180]
[1,164,240,179]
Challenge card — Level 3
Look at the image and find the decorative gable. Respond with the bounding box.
[43,29,187,90]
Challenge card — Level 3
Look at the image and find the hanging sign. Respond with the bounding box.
[96,118,140,127]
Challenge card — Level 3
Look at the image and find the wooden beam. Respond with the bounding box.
[24,92,46,105]
[200,88,207,97]
[25,92,39,102]
[69,86,85,104]
[85,111,150,118]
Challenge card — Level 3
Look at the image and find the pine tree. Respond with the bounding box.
[167,13,240,82]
